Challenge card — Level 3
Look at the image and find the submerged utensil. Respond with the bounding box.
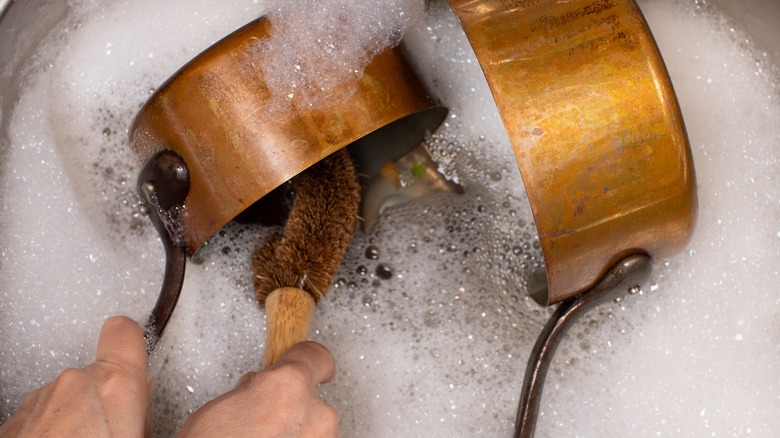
[448,0,697,436]
[130,15,448,352]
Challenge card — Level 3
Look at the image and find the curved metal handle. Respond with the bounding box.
[142,216,186,354]
[514,254,653,438]
[137,151,190,354]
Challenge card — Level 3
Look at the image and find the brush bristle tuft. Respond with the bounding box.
[253,148,360,307]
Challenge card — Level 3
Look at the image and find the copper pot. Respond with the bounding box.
[450,0,696,306]
[130,15,447,349]
[448,0,697,436]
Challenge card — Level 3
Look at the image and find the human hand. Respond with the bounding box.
[0,316,152,438]
[179,341,338,438]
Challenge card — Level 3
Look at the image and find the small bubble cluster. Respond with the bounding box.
[88,106,149,240]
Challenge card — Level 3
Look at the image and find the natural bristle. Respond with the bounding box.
[253,148,361,307]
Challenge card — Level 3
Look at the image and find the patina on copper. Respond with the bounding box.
[449,0,697,305]
[130,16,447,254]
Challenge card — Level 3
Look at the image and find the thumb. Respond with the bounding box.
[95,316,148,374]
[270,341,337,386]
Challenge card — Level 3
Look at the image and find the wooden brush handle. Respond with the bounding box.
[263,287,316,368]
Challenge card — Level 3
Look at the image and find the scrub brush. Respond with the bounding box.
[253,148,361,368]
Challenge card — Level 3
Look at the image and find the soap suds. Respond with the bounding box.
[256,0,423,110]
[0,0,778,437]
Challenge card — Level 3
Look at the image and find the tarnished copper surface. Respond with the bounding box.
[130,16,446,253]
[450,0,697,304]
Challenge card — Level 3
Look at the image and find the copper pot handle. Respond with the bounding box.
[515,254,652,437]
[137,151,190,353]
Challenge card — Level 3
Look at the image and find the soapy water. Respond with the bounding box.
[255,0,424,111]
[0,0,778,437]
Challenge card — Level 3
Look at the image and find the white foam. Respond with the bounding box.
[256,0,423,110]
[0,0,778,437]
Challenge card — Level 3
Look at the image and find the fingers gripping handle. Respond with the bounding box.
[263,288,317,368]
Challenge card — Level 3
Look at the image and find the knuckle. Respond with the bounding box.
[101,368,136,390]
[262,363,309,389]
[91,363,141,399]
[236,371,257,389]
[53,368,88,390]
